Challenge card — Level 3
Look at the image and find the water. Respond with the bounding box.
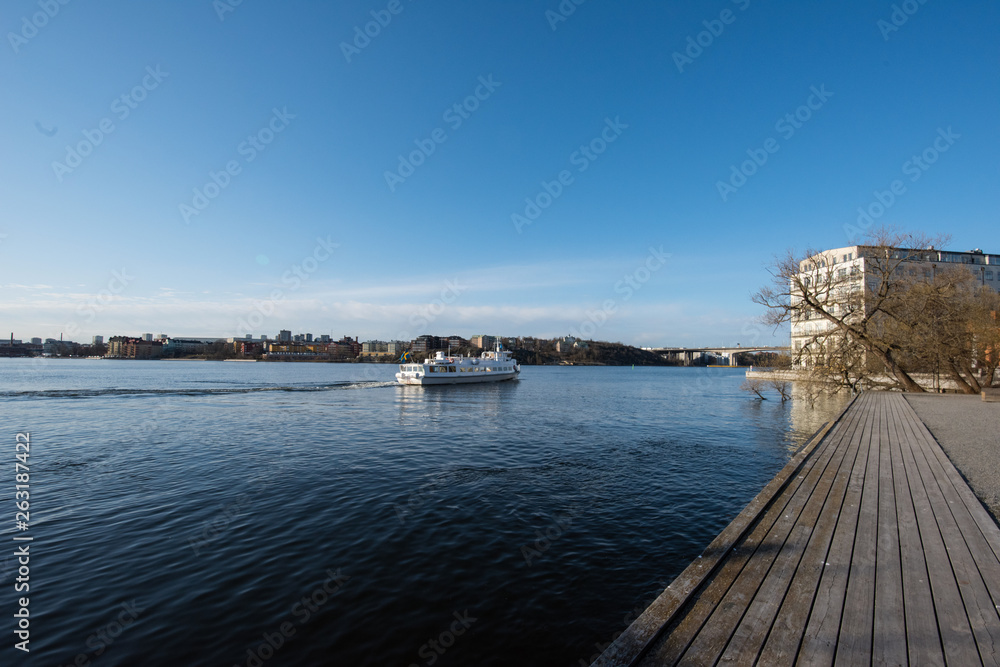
[0,360,847,666]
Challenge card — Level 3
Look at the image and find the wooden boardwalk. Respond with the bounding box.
[594,392,1000,666]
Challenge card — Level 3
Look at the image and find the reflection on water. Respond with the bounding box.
[789,382,852,450]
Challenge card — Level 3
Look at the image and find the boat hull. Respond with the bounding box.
[395,370,519,386]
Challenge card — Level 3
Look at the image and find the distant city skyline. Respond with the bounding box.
[2,1,997,347]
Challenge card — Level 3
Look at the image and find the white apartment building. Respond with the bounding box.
[790,245,1000,366]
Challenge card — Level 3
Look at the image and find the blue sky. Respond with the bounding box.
[2,0,997,347]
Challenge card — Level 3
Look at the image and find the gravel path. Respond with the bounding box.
[905,393,1000,522]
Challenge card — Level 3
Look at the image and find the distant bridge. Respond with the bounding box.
[645,346,789,366]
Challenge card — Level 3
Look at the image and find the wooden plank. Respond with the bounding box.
[797,392,879,666]
[715,478,846,664]
[904,394,1000,587]
[834,391,883,665]
[893,395,982,666]
[640,411,850,666]
[725,391,868,666]
[640,486,803,666]
[899,396,1000,665]
[754,390,869,665]
[884,393,945,667]
[594,399,854,667]
[873,392,907,666]
[674,399,870,666]
[596,390,1000,666]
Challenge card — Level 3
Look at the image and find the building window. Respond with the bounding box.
[988,271,995,280]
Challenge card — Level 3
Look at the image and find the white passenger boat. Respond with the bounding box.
[396,344,520,385]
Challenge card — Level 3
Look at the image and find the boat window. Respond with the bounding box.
[448,367,456,372]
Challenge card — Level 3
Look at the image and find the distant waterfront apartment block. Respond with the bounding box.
[360,340,407,356]
[106,336,164,359]
[790,245,1000,366]
[470,335,496,349]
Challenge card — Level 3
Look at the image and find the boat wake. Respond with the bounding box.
[0,381,398,400]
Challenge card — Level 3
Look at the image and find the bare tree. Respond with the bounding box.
[755,229,1000,394]
[741,378,768,400]
[754,229,946,392]
[885,267,1000,392]
[969,289,1000,388]
[768,380,791,401]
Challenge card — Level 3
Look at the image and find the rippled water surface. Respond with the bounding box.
[0,360,848,666]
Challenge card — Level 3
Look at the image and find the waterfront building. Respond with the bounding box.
[233,340,264,357]
[411,335,442,353]
[790,245,1000,367]
[106,336,164,359]
[555,336,576,353]
[362,340,388,356]
[92,336,103,345]
[160,337,223,355]
[266,342,327,358]
[335,336,361,357]
[470,335,496,349]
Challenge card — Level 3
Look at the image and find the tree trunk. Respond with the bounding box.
[874,347,925,392]
[947,361,979,394]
